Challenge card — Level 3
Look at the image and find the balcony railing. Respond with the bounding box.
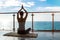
[0,11,60,32]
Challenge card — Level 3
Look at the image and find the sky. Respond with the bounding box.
[0,0,60,12]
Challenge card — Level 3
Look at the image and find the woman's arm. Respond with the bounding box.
[17,8,22,19]
[22,5,28,19]
[23,8,28,19]
[17,12,19,19]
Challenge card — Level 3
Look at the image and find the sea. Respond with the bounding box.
[0,21,60,30]
[15,21,60,30]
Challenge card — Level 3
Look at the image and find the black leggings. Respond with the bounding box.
[17,28,31,34]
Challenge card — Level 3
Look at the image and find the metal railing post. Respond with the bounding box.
[31,13,34,32]
[13,14,15,32]
[52,13,54,34]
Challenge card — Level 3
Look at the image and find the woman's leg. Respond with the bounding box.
[25,28,31,34]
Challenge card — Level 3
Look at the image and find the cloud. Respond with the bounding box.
[0,0,35,8]
[39,0,46,2]
[36,7,60,12]
[0,0,20,9]
[21,2,35,7]
[0,0,35,12]
[27,2,35,6]
[4,0,20,7]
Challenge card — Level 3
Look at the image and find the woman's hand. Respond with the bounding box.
[21,5,24,9]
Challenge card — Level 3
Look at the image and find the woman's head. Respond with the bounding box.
[20,11,24,16]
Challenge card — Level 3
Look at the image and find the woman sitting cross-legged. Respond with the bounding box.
[17,5,31,34]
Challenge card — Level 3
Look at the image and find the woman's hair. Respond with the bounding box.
[20,11,24,16]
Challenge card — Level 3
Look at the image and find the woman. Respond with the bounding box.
[17,5,31,34]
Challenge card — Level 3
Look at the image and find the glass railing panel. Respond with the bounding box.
[33,13,52,30]
[15,13,52,30]
[54,13,60,30]
[0,14,13,30]
[0,12,60,31]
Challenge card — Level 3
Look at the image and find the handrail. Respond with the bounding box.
[0,11,60,14]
